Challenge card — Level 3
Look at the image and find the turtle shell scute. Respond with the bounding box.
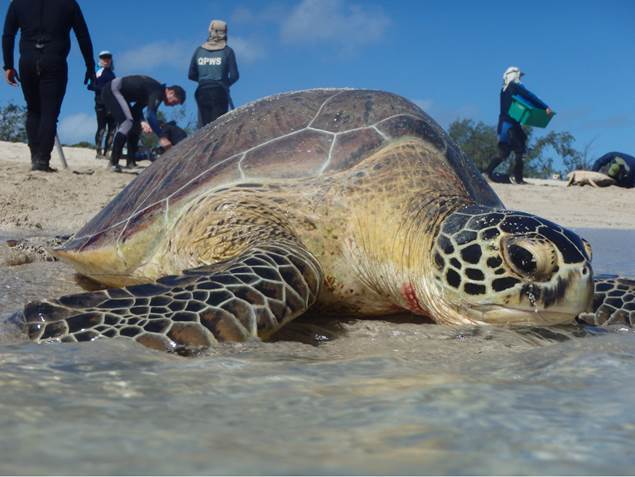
[64,88,499,251]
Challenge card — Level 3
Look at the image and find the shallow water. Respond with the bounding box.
[0,229,634,475]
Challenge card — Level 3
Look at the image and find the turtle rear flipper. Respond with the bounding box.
[577,275,635,328]
[8,243,322,355]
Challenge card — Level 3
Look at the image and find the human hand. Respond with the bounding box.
[159,137,172,149]
[141,121,152,134]
[5,69,18,86]
[83,69,96,86]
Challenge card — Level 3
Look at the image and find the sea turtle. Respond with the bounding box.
[567,170,616,188]
[5,89,634,353]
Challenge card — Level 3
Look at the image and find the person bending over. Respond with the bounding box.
[188,19,239,127]
[485,66,553,184]
[101,75,185,172]
[2,0,95,172]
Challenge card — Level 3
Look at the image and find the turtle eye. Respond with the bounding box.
[508,244,536,275]
[503,238,556,281]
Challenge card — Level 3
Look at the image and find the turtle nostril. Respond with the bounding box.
[508,244,537,275]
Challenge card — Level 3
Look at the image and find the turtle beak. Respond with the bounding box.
[468,265,594,326]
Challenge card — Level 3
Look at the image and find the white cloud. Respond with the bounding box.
[117,41,192,74]
[231,36,267,64]
[280,0,390,53]
[231,4,288,25]
[58,112,96,145]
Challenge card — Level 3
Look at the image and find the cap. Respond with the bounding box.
[210,20,227,32]
[98,50,112,58]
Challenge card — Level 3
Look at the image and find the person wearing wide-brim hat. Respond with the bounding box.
[88,50,116,159]
[485,66,553,184]
[188,19,239,127]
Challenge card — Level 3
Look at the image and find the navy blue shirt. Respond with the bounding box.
[188,46,239,90]
[497,82,549,143]
[89,66,115,103]
[499,82,549,127]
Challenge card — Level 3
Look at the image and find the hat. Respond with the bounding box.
[98,50,112,58]
[201,20,227,51]
[503,66,524,90]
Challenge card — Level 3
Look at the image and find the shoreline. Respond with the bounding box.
[1,140,634,237]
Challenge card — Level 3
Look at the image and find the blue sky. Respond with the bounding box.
[1,0,633,170]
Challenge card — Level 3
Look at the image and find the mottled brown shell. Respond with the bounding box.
[62,89,501,253]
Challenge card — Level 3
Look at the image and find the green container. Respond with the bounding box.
[508,95,554,128]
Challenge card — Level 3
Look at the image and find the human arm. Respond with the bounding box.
[188,49,198,82]
[71,1,96,83]
[141,123,172,148]
[227,48,239,86]
[145,89,164,137]
[2,1,18,78]
[515,83,549,110]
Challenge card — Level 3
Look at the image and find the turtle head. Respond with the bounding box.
[428,205,593,326]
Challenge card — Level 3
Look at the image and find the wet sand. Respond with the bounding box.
[1,143,635,475]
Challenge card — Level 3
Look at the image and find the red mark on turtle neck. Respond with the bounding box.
[400,282,426,315]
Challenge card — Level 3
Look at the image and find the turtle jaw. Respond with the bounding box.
[469,305,584,327]
[463,270,594,326]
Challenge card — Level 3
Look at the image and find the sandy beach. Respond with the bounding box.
[1,140,633,235]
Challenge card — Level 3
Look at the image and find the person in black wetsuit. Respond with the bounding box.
[485,66,553,184]
[101,75,185,172]
[2,0,95,172]
[89,50,116,159]
[188,19,239,127]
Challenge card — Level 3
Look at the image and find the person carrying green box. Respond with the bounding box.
[485,66,553,184]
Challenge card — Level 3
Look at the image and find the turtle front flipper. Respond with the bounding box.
[7,243,322,355]
[577,275,635,328]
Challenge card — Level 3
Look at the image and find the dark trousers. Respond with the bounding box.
[486,125,527,181]
[195,85,228,127]
[18,53,68,167]
[102,84,142,167]
[95,102,115,155]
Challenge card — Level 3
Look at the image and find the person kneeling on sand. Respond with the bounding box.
[136,120,188,162]
[101,75,185,172]
[591,152,635,188]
